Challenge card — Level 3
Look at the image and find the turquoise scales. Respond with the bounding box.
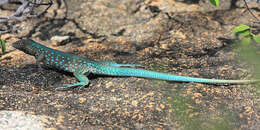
[12,39,258,90]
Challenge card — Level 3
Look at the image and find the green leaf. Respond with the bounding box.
[232,24,250,34]
[208,0,219,6]
[0,39,6,54]
[236,30,250,37]
[252,34,260,44]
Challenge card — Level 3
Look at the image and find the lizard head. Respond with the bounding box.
[12,39,38,55]
[12,39,27,50]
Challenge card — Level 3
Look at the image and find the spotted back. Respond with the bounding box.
[38,47,100,74]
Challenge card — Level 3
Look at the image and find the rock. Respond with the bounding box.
[0,111,47,130]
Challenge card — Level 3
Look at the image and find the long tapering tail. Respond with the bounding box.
[95,66,257,84]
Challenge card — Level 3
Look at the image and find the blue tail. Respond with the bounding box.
[95,66,254,84]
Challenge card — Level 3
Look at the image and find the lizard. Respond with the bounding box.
[12,39,258,90]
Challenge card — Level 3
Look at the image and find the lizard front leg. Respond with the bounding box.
[35,51,45,70]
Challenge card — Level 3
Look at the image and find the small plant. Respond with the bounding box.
[232,25,260,87]
[232,24,260,45]
[0,38,6,54]
[208,0,260,45]
[208,0,219,6]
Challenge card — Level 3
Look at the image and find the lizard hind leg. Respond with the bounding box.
[55,73,90,90]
